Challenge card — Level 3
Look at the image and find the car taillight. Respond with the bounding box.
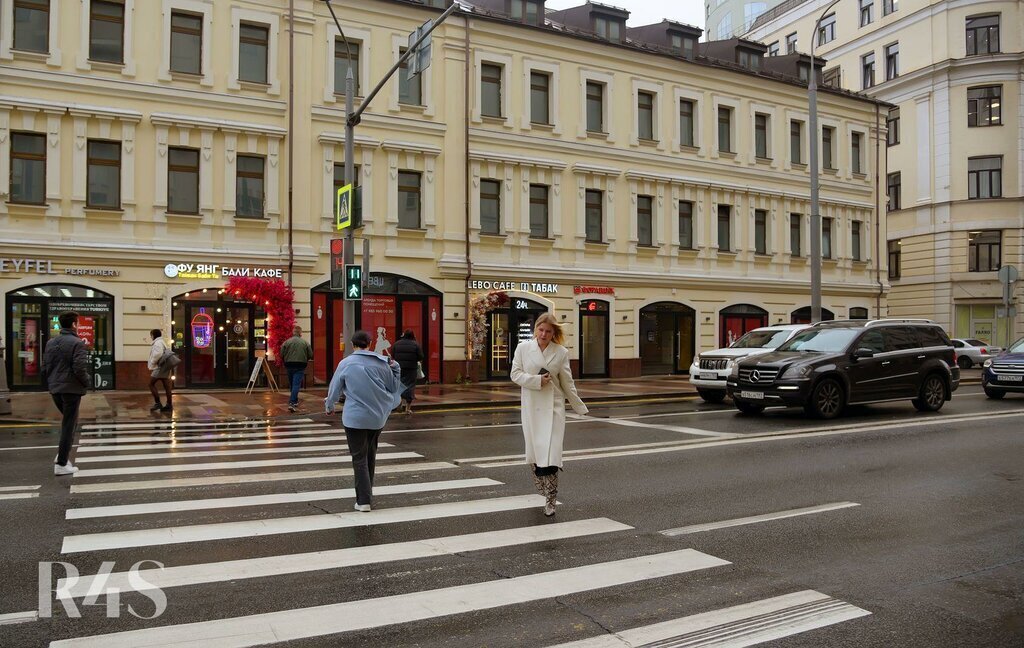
[980,348,987,354]
[953,351,958,364]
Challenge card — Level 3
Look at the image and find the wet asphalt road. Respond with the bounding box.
[1,383,1022,647]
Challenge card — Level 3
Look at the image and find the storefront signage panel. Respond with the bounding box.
[574,285,615,295]
[163,263,284,280]
[467,280,559,294]
[0,258,120,277]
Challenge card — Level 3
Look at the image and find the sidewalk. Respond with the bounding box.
[0,375,698,424]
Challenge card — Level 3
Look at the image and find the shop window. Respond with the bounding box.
[887,172,901,210]
[167,147,200,214]
[530,71,550,125]
[87,140,121,209]
[480,179,501,235]
[481,63,503,118]
[398,170,421,229]
[10,132,46,205]
[968,231,1001,272]
[754,209,768,255]
[586,81,605,133]
[637,91,655,141]
[968,156,1001,199]
[578,300,609,378]
[790,213,802,257]
[585,189,603,243]
[236,154,265,218]
[170,11,203,75]
[334,38,360,95]
[966,15,999,56]
[967,86,1001,127]
[717,204,732,252]
[529,184,549,238]
[640,302,696,375]
[13,0,49,53]
[679,201,694,249]
[90,0,124,63]
[637,195,653,247]
[399,47,423,106]
[888,239,901,279]
[239,22,269,84]
[679,99,695,148]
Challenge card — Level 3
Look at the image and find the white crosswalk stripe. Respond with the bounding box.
[79,422,329,437]
[74,442,389,463]
[78,434,348,451]
[71,452,422,478]
[81,419,313,430]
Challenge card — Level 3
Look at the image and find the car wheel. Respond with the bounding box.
[956,356,973,370]
[698,389,726,404]
[913,373,947,412]
[984,387,1006,400]
[807,378,845,419]
[735,401,765,415]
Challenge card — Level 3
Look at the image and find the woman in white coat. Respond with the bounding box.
[510,312,588,516]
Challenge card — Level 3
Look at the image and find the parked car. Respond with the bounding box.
[689,325,809,403]
[951,338,1002,369]
[982,337,1024,399]
[726,319,960,419]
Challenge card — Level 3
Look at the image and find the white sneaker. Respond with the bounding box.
[353,503,371,512]
[54,462,79,476]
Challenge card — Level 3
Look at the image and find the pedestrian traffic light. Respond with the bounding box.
[330,239,344,290]
[344,264,362,301]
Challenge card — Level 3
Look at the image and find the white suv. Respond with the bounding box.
[689,325,810,403]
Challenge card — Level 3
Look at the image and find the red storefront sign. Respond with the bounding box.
[77,316,95,348]
[574,285,615,295]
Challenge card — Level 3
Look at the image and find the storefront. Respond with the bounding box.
[311,273,442,385]
[955,304,1013,347]
[170,290,268,388]
[485,296,548,380]
[578,299,610,378]
[791,307,836,324]
[5,284,116,391]
[719,304,768,347]
[639,302,696,375]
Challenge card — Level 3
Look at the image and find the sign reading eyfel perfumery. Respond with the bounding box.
[0,257,120,277]
[163,263,284,280]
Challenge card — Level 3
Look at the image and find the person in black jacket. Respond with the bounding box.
[41,312,92,476]
[392,329,424,415]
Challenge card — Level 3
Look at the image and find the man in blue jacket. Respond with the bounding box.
[325,330,404,511]
[41,312,92,476]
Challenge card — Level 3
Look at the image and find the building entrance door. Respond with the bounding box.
[639,302,696,375]
[486,297,548,380]
[179,302,256,388]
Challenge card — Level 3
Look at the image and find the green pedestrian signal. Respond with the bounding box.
[344,264,362,301]
[336,183,353,230]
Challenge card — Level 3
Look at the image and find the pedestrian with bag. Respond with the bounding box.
[41,312,92,476]
[280,325,314,413]
[147,329,176,413]
[510,312,588,516]
[392,329,424,415]
[324,330,404,512]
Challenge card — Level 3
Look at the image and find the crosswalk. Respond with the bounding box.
[46,418,871,647]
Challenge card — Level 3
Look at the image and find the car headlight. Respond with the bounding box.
[782,364,813,379]
[983,358,993,368]
[729,362,740,378]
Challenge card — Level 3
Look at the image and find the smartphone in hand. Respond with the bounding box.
[538,368,549,375]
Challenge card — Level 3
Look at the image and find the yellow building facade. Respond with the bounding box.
[1,0,886,391]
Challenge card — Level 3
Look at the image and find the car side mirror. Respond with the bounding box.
[852,348,875,360]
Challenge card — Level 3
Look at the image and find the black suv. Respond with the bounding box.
[726,319,960,419]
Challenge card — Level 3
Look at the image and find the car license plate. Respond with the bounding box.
[1000,375,1024,382]
[700,372,718,380]
[740,391,764,400]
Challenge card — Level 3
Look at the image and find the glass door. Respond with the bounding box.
[676,310,696,373]
[9,301,44,389]
[186,305,217,386]
[224,305,253,385]
[579,300,609,378]
[488,311,510,379]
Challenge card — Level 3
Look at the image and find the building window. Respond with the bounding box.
[13,0,49,53]
[398,170,421,229]
[90,0,125,63]
[529,184,549,238]
[886,107,900,146]
[398,47,422,106]
[882,0,897,16]
[509,0,542,25]
[861,52,875,89]
[716,13,732,40]
[822,126,835,170]
[594,16,622,42]
[790,120,803,165]
[334,39,360,95]
[586,81,605,133]
[851,221,862,261]
[481,63,503,118]
[637,91,655,141]
[968,231,1001,272]
[966,15,999,56]
[585,189,603,243]
[822,66,841,87]
[717,106,732,153]
[10,132,46,204]
[768,41,779,56]
[786,32,797,54]
[968,156,1002,199]
[754,113,769,159]
[170,11,203,75]
[86,140,121,209]
[888,240,901,279]
[851,132,863,174]
[737,49,761,71]
[236,155,265,218]
[884,43,899,80]
[754,209,768,255]
[817,13,836,46]
[679,99,695,147]
[717,205,731,252]
[860,0,873,26]
[670,33,695,59]
[887,171,901,210]
[822,217,833,259]
[967,86,1001,127]
[480,179,501,235]
[679,201,694,249]
[790,213,802,257]
[744,2,767,30]
[167,147,200,214]
[530,71,550,125]
[637,195,653,247]
[239,23,269,84]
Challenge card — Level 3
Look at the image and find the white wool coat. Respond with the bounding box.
[510,339,588,468]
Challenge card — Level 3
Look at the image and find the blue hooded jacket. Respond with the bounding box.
[324,351,404,429]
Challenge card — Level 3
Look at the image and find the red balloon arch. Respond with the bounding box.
[224,276,295,359]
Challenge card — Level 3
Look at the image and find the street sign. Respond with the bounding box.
[336,183,353,230]
[998,265,1019,285]
[330,239,344,290]
[406,20,433,80]
[344,264,363,301]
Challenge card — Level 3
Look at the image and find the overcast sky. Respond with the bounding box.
[544,0,706,30]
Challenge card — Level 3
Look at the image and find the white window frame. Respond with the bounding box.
[1,0,62,65]
[324,23,371,103]
[573,165,620,245]
[631,79,662,146]
[626,178,662,250]
[68,106,142,218]
[711,96,740,159]
[76,0,136,75]
[579,69,614,141]
[382,140,441,239]
[473,51,512,127]
[674,88,702,154]
[389,34,435,117]
[230,7,280,95]
[819,118,840,171]
[785,109,810,170]
[0,99,64,216]
[159,0,212,86]
[522,59,560,133]
[847,125,868,177]
[749,102,776,162]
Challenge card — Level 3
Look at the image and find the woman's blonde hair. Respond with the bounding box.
[534,312,565,345]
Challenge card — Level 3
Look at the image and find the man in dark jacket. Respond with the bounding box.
[392,329,423,414]
[41,312,92,476]
[280,325,314,413]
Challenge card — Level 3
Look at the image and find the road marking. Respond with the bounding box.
[72,452,422,478]
[546,590,870,647]
[79,422,328,437]
[49,549,728,647]
[78,430,347,446]
[0,484,41,492]
[70,461,458,494]
[456,438,717,465]
[58,518,633,598]
[0,610,39,625]
[0,492,39,500]
[66,478,502,519]
[61,494,551,553]
[81,418,313,430]
[661,502,861,536]
[567,414,732,437]
[74,442,383,463]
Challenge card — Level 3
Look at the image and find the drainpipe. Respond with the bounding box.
[286,0,295,289]
[463,13,473,382]
[874,102,883,318]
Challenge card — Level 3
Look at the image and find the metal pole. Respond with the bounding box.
[287,0,295,289]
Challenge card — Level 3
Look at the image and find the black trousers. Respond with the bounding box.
[345,427,382,506]
[51,393,82,466]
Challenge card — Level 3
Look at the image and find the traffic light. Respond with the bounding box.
[330,239,344,290]
[344,264,362,301]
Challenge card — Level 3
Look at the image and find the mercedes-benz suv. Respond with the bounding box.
[689,325,809,403]
[726,319,960,419]
[982,336,1024,399]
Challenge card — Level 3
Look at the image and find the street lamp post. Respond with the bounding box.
[809,0,841,324]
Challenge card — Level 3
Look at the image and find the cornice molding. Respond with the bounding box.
[150,113,286,136]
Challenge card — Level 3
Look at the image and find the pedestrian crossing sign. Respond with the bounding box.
[335,183,353,230]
